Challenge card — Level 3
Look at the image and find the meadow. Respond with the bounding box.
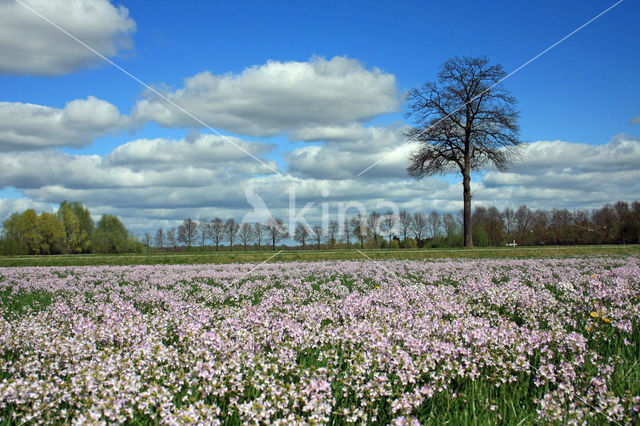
[0,244,638,267]
[0,255,639,424]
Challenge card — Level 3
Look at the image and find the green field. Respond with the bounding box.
[0,244,637,267]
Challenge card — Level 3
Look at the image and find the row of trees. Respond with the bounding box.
[0,201,141,255]
[2,199,637,255]
[146,217,289,251]
[155,200,639,251]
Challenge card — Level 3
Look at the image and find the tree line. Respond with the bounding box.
[152,200,639,252]
[0,201,141,255]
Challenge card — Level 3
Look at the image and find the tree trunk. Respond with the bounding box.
[463,169,473,247]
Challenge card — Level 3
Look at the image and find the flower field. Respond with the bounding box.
[1,257,639,425]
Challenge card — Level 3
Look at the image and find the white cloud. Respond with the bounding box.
[480,135,640,209]
[0,96,124,151]
[631,116,640,125]
[286,123,414,179]
[133,56,400,137]
[0,134,277,191]
[0,198,54,224]
[105,133,275,172]
[1,129,638,235]
[0,0,135,76]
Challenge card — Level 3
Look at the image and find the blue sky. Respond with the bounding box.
[0,0,638,235]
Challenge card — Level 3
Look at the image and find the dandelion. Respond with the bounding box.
[590,311,600,318]
[602,317,610,323]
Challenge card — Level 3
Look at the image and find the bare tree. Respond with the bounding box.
[167,228,176,249]
[294,223,311,247]
[427,211,441,239]
[503,207,515,238]
[254,223,264,248]
[379,212,397,245]
[143,232,152,251]
[486,206,504,246]
[398,210,412,246]
[224,218,239,251]
[515,205,533,236]
[312,224,324,249]
[238,223,254,250]
[412,212,428,246]
[343,217,352,247]
[406,56,520,247]
[327,220,339,247]
[155,227,164,249]
[351,214,368,248]
[197,220,210,247]
[367,211,382,248]
[177,218,197,249]
[210,217,224,251]
[442,213,458,240]
[265,217,288,250]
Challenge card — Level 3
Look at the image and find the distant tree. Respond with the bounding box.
[406,56,521,247]
[238,222,254,250]
[531,209,550,245]
[143,232,152,251]
[550,209,573,244]
[427,211,442,239]
[442,213,458,240]
[224,218,239,251]
[167,228,177,249]
[198,220,210,247]
[412,212,428,247]
[294,222,311,247]
[379,212,397,245]
[38,212,65,255]
[94,214,131,253]
[398,210,412,246]
[352,214,368,248]
[210,217,224,251]
[178,218,197,249]
[312,224,324,249]
[57,202,88,253]
[265,217,288,250]
[515,205,533,240]
[155,228,165,249]
[367,211,382,247]
[343,217,352,247]
[485,206,504,246]
[503,207,515,239]
[67,201,94,252]
[254,223,264,248]
[327,220,339,247]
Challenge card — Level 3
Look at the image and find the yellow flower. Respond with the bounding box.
[602,317,610,323]
[591,274,596,278]
[586,327,591,331]
[375,285,380,289]
[590,311,599,318]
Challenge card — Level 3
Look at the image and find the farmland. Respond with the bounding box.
[1,256,639,424]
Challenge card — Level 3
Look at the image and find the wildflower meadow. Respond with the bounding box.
[1,257,639,424]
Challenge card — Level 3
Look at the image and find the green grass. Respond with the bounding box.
[0,244,637,267]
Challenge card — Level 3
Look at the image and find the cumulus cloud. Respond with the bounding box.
[286,123,414,179]
[0,0,136,76]
[0,96,124,151]
[0,134,277,191]
[1,128,638,234]
[133,56,400,137]
[0,198,54,221]
[105,133,275,172]
[481,135,640,209]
